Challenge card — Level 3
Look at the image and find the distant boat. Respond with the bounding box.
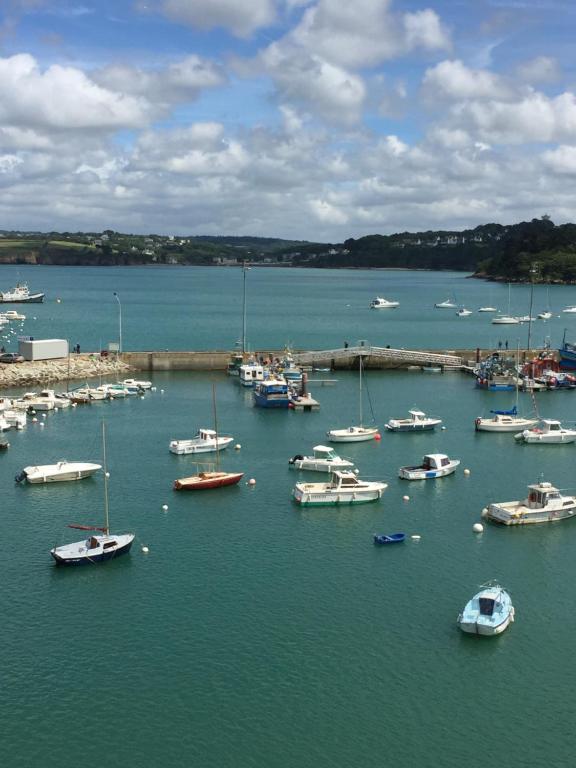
[292,470,387,506]
[373,533,405,545]
[537,311,552,320]
[563,306,576,314]
[398,453,460,480]
[485,480,576,525]
[458,583,515,636]
[492,284,519,324]
[477,306,497,313]
[50,422,134,565]
[456,308,473,317]
[370,296,399,309]
[435,298,457,309]
[0,283,44,303]
[15,460,102,484]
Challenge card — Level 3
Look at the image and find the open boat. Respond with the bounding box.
[15,460,102,484]
[485,480,576,525]
[327,356,379,442]
[435,298,457,309]
[50,423,134,565]
[292,470,387,506]
[174,383,244,491]
[288,445,354,472]
[385,409,441,432]
[398,453,460,480]
[373,533,405,545]
[458,583,514,636]
[514,419,576,444]
[169,428,234,454]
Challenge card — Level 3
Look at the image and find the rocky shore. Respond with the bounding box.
[0,354,133,389]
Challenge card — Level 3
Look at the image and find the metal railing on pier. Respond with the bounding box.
[292,345,463,368]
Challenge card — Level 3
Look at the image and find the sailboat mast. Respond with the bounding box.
[212,382,220,471]
[242,263,247,356]
[102,421,110,535]
[359,355,363,426]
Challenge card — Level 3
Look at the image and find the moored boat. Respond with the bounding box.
[327,356,378,442]
[292,470,387,506]
[239,361,265,387]
[15,460,102,484]
[0,283,44,303]
[484,481,576,525]
[253,377,291,408]
[435,298,457,309]
[456,308,473,317]
[458,583,514,636]
[370,296,399,309]
[385,409,441,432]
[514,419,576,444]
[398,453,460,480]
[174,470,244,490]
[169,428,234,454]
[288,445,354,472]
[373,532,405,545]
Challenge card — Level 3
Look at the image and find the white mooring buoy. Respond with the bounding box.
[248,478,256,486]
[403,495,410,502]
[162,504,168,512]
[473,523,484,533]
[142,546,149,554]
[464,468,471,476]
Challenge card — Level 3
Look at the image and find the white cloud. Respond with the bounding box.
[0,54,150,130]
[423,60,514,101]
[157,0,276,37]
[403,9,451,51]
[516,56,561,84]
[542,145,576,175]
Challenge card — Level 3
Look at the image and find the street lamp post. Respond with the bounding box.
[114,292,122,353]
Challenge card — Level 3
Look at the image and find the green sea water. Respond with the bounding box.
[3,364,576,768]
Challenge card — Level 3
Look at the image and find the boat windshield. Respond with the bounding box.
[479,597,495,616]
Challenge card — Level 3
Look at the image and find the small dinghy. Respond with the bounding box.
[385,409,442,432]
[373,533,405,545]
[289,445,354,472]
[398,453,460,480]
[458,583,515,636]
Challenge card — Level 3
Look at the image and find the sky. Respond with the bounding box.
[1,0,576,241]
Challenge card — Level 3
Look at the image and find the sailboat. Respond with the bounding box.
[474,344,539,432]
[50,422,134,565]
[173,383,244,490]
[492,284,519,324]
[538,287,552,320]
[327,356,379,442]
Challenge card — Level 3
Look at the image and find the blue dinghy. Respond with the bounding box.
[373,532,405,545]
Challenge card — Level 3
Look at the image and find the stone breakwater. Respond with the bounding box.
[0,354,133,389]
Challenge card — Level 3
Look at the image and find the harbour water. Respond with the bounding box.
[1,264,576,352]
[3,266,576,767]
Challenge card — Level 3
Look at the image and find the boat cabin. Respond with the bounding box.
[526,482,562,509]
[313,445,338,459]
[478,596,496,616]
[329,471,362,488]
[239,362,264,385]
[422,454,451,470]
[198,429,218,441]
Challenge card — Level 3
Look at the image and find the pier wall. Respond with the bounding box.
[120,348,543,372]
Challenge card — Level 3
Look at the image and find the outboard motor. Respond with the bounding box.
[288,455,304,465]
[14,470,27,483]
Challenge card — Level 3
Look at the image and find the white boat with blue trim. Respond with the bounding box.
[292,470,387,506]
[385,409,442,432]
[398,453,459,480]
[458,583,515,636]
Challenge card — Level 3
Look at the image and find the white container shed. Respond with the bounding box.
[18,339,69,361]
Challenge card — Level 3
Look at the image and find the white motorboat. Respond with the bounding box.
[15,461,102,484]
[34,389,68,410]
[537,311,552,320]
[491,315,519,325]
[515,418,576,444]
[327,356,379,442]
[169,428,234,455]
[288,445,354,472]
[1,310,26,320]
[456,308,473,317]
[477,306,497,313]
[484,481,576,525]
[434,298,457,309]
[292,470,387,506]
[562,306,576,314]
[398,453,460,480]
[370,296,399,309]
[458,583,514,636]
[122,378,152,390]
[385,409,442,432]
[0,282,44,303]
[50,423,134,565]
[3,409,27,429]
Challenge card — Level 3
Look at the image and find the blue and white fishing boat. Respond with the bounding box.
[558,330,576,370]
[457,583,515,636]
[50,423,134,566]
[398,453,460,480]
[253,377,290,408]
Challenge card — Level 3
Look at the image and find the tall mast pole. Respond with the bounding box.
[242,263,247,356]
[527,263,537,353]
[102,421,110,535]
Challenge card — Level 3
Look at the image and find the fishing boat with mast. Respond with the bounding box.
[174,384,244,490]
[50,423,134,565]
[327,355,379,442]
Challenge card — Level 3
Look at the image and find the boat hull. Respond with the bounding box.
[19,462,102,483]
[327,427,379,442]
[51,535,134,565]
[289,458,354,472]
[398,462,459,480]
[0,293,44,303]
[475,417,539,432]
[169,437,234,454]
[293,490,385,505]
[487,503,576,525]
[173,472,244,490]
[385,422,439,432]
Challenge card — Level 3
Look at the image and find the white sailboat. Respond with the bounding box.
[538,287,552,320]
[492,284,519,324]
[50,423,135,565]
[327,356,379,442]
